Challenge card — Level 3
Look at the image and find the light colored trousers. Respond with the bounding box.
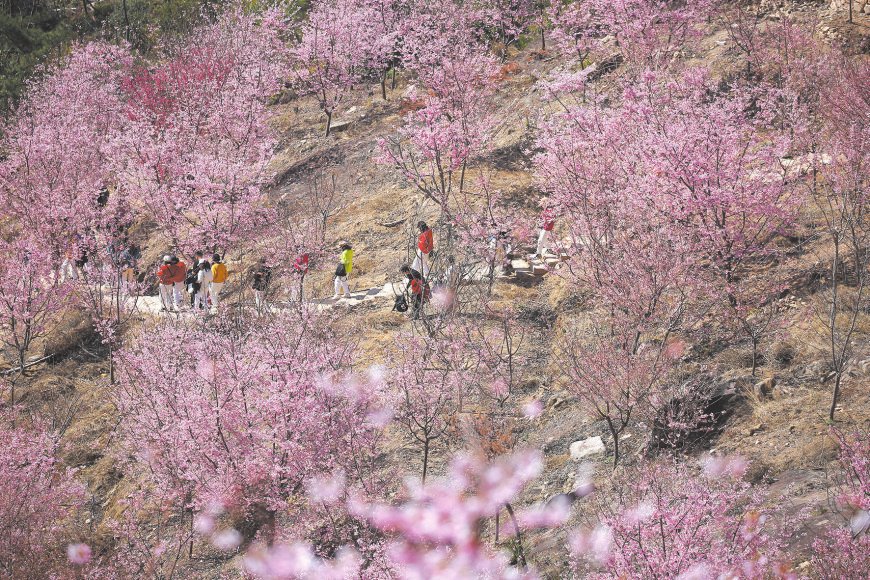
[536,229,549,257]
[210,282,224,310]
[334,276,350,297]
[60,259,78,282]
[173,282,184,307]
[412,249,431,277]
[194,286,210,310]
[159,284,175,310]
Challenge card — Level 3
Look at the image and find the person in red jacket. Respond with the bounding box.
[534,202,556,259]
[170,256,187,309]
[156,255,181,311]
[412,221,433,278]
[401,265,430,320]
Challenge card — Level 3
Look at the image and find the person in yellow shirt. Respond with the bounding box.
[333,241,353,299]
[210,253,228,311]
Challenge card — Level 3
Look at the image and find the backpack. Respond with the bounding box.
[392,295,408,312]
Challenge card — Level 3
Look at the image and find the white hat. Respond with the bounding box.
[163,255,172,263]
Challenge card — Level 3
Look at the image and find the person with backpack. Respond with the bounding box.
[252,258,272,312]
[185,252,204,307]
[412,221,434,278]
[185,263,200,307]
[400,264,430,320]
[195,258,213,311]
[333,241,353,299]
[157,255,181,311]
[210,254,228,311]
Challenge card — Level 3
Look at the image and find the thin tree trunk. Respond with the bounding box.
[504,503,526,567]
[325,111,332,137]
[605,416,620,469]
[751,337,758,377]
[422,438,430,483]
[829,373,842,421]
[122,0,131,42]
[829,236,841,420]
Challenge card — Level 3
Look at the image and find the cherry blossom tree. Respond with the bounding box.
[538,67,798,379]
[377,47,498,217]
[0,405,85,578]
[291,0,391,135]
[718,1,764,77]
[0,240,70,406]
[811,428,870,579]
[119,8,288,255]
[225,449,566,578]
[806,58,869,421]
[572,457,794,579]
[547,0,603,63]
[588,0,713,71]
[112,315,388,572]
[387,333,473,482]
[473,0,537,57]
[354,449,547,577]
[0,41,130,260]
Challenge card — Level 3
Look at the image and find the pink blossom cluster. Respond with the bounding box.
[109,314,390,573]
[570,459,795,579]
[811,429,870,579]
[0,406,84,578]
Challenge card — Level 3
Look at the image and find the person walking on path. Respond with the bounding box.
[533,201,556,259]
[333,242,353,299]
[170,256,187,309]
[252,258,272,312]
[185,261,200,308]
[195,258,213,311]
[210,254,228,312]
[412,221,434,278]
[293,253,309,302]
[119,243,140,293]
[401,265,429,320]
[157,255,182,311]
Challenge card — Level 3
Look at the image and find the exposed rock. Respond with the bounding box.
[330,119,352,133]
[586,53,624,81]
[748,423,766,436]
[570,436,605,461]
[753,376,777,400]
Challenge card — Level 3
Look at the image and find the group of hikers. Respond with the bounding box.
[151,251,304,314]
[328,221,435,319]
[330,209,557,320]
[155,253,228,313]
[141,206,556,318]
